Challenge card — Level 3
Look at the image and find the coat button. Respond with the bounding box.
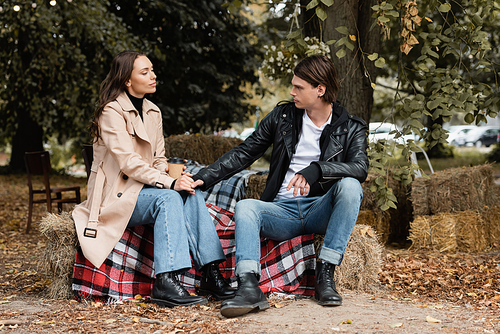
[117,192,122,197]
[283,131,286,135]
[283,114,286,117]
[122,175,128,180]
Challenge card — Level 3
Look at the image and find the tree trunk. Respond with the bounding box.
[9,107,44,172]
[321,0,380,123]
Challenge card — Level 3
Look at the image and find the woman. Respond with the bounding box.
[72,51,235,307]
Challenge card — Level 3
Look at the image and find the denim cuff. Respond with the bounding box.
[318,246,343,266]
[235,260,260,277]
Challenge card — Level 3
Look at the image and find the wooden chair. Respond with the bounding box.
[82,145,93,180]
[24,151,81,233]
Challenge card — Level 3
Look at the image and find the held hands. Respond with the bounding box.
[287,174,310,197]
[173,172,197,195]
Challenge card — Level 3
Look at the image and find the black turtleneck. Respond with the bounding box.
[125,90,144,120]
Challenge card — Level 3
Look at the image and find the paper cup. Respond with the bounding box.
[167,157,184,179]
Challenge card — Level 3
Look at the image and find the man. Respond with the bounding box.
[192,55,369,317]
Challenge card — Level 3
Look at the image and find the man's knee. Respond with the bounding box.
[334,177,363,204]
[235,199,263,223]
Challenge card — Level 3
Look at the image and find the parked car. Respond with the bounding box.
[368,122,416,144]
[464,127,500,147]
[446,125,476,146]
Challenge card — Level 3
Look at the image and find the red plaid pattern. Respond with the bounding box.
[73,203,316,301]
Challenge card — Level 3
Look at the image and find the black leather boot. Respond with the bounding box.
[315,261,342,306]
[152,272,207,308]
[220,272,269,318]
[197,262,237,300]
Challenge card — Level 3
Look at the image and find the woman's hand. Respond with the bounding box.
[173,173,196,195]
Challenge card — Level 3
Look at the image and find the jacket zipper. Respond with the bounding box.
[322,148,344,180]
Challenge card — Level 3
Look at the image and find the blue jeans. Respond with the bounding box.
[128,187,226,275]
[233,177,363,276]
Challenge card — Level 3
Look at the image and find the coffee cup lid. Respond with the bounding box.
[168,157,184,164]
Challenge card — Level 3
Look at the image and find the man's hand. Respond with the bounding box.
[287,174,310,197]
[191,179,204,189]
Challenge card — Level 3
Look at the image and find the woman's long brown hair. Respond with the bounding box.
[89,50,145,141]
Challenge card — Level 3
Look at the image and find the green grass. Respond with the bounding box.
[413,146,500,174]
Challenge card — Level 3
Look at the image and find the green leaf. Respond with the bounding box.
[367,53,378,61]
[320,0,334,6]
[438,3,451,12]
[326,39,337,45]
[378,16,390,23]
[336,48,346,58]
[316,7,327,21]
[335,26,349,35]
[464,113,475,124]
[374,57,385,68]
[345,40,355,51]
[306,0,319,10]
[287,29,303,40]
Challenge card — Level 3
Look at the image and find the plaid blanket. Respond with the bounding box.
[73,203,316,301]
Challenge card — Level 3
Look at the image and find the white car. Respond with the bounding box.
[368,122,415,144]
[446,125,475,146]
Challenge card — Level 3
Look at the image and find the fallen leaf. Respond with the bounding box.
[426,316,441,323]
[390,323,403,328]
[274,303,285,308]
[338,320,352,325]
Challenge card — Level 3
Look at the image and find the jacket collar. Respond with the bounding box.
[115,91,160,115]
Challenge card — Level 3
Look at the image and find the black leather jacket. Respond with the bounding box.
[195,101,369,202]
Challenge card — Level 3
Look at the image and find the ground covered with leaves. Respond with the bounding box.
[1,174,499,333]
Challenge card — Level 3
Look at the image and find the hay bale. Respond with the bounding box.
[337,225,383,291]
[244,174,268,200]
[411,164,498,216]
[39,212,77,299]
[356,210,391,245]
[408,211,488,253]
[313,225,382,291]
[165,135,243,166]
[482,204,500,249]
[361,173,412,244]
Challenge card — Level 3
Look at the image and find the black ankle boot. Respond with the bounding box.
[315,261,342,306]
[220,272,269,318]
[197,262,236,300]
[152,272,207,308]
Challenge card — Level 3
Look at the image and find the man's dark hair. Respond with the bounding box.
[293,55,339,104]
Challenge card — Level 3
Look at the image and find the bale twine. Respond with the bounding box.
[314,224,383,291]
[482,204,500,249]
[165,134,243,166]
[408,211,488,253]
[39,212,77,299]
[411,164,498,216]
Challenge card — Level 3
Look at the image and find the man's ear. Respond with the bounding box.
[317,84,326,97]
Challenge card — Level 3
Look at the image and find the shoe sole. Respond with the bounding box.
[197,288,236,301]
[151,298,207,308]
[220,301,270,318]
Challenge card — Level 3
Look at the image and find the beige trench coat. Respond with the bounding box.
[72,92,175,269]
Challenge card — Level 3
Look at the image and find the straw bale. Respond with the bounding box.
[482,204,500,249]
[336,225,383,291]
[360,173,412,244]
[244,174,268,200]
[411,164,498,216]
[165,135,243,166]
[408,211,488,253]
[39,212,77,299]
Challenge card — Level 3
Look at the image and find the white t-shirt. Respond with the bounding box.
[275,110,332,200]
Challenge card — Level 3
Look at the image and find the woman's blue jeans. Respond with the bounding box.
[128,187,226,275]
[233,177,363,276]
